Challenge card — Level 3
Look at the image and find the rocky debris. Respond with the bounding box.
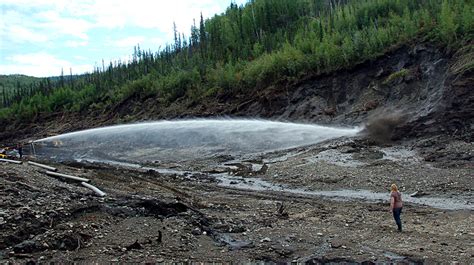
[276,202,289,218]
[212,221,246,233]
[306,257,360,264]
[13,240,44,254]
[125,240,143,251]
[410,191,429,198]
[216,234,255,251]
[352,149,384,161]
[222,162,268,176]
[274,246,295,258]
[1,134,473,263]
[330,239,346,249]
[134,199,189,218]
[416,139,473,168]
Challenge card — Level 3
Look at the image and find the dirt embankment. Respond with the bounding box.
[1,42,472,147]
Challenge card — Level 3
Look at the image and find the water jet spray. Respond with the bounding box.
[33,119,361,164]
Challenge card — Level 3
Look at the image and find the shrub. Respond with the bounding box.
[383,68,409,85]
[161,68,201,102]
[243,44,308,87]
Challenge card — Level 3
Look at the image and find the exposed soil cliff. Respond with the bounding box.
[1,42,472,149]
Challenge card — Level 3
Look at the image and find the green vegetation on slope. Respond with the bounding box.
[0,0,472,121]
[0,75,42,107]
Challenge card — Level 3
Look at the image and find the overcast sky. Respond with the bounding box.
[0,0,248,77]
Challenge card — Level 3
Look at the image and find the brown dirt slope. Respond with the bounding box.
[1,42,472,144]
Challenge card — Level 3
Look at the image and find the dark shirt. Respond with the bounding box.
[391,191,403,208]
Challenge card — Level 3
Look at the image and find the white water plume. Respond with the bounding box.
[34,119,361,163]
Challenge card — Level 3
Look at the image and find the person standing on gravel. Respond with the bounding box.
[17,143,23,159]
[390,184,403,232]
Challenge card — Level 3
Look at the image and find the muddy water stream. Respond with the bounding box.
[215,174,473,211]
[73,158,473,211]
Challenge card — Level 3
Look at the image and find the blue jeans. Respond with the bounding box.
[392,207,403,231]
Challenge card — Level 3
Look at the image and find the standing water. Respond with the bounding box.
[33,119,361,163]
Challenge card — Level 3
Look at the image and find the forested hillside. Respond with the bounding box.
[0,0,472,121]
[0,75,41,107]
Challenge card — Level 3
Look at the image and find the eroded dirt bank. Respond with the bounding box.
[1,42,472,147]
[1,137,472,263]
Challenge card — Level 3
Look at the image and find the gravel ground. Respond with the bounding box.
[0,136,472,263]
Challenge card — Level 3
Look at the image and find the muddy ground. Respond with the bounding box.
[0,136,472,263]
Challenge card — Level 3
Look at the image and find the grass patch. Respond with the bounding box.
[450,45,474,76]
[383,68,409,85]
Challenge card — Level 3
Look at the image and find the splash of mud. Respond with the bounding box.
[362,109,407,143]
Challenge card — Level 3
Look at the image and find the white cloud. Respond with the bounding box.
[78,0,245,33]
[36,11,92,40]
[6,25,49,43]
[149,37,168,49]
[65,40,89,47]
[73,55,88,61]
[0,10,45,45]
[1,0,248,47]
[1,0,248,42]
[0,52,93,77]
[112,36,146,48]
[0,5,91,47]
[8,52,66,65]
